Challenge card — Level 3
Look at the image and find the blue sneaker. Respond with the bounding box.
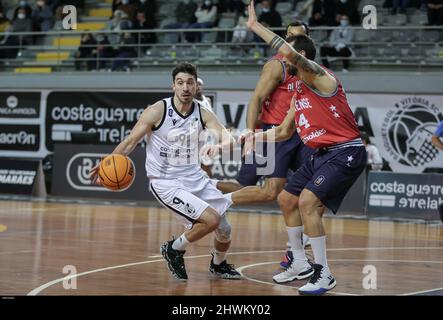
[298,264,336,295]
[279,250,293,269]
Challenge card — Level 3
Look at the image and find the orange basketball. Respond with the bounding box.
[98,154,135,191]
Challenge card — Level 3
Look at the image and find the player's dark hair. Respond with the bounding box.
[286,21,310,36]
[172,62,198,82]
[360,132,370,144]
[285,34,316,60]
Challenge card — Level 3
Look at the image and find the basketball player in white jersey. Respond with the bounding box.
[90,62,241,281]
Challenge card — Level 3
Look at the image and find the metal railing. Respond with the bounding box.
[0,26,442,72]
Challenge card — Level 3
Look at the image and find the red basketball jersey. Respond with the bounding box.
[260,54,298,125]
[292,69,360,148]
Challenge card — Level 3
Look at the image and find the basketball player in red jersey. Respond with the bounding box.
[245,1,367,295]
[214,23,316,269]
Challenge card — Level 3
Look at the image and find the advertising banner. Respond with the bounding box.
[51,143,154,201]
[0,158,45,196]
[0,92,40,118]
[366,171,443,219]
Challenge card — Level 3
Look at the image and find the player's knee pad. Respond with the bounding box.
[215,216,231,243]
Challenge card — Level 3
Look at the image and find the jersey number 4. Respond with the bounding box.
[298,113,310,129]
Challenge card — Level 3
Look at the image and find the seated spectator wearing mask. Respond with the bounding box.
[32,0,54,32]
[12,7,33,45]
[320,14,354,72]
[187,0,218,42]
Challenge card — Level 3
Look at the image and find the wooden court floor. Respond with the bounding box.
[0,199,442,296]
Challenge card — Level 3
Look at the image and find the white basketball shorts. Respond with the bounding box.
[149,173,232,229]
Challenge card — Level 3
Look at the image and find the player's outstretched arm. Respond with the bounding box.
[246,59,284,131]
[89,101,163,184]
[246,0,336,95]
[200,107,236,157]
[112,101,163,155]
[243,108,296,155]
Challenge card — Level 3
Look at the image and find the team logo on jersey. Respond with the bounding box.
[172,119,178,125]
[314,175,325,186]
[168,109,173,117]
[381,97,442,168]
[296,80,303,94]
[287,83,295,92]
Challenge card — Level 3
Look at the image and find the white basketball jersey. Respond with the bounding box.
[146,97,205,179]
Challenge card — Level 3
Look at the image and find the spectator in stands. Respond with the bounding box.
[219,0,247,15]
[391,0,408,14]
[135,0,157,24]
[0,25,19,62]
[114,0,137,21]
[13,0,33,19]
[427,0,443,25]
[0,8,11,34]
[164,0,197,30]
[132,10,157,48]
[361,132,383,171]
[336,0,360,25]
[258,0,282,30]
[232,9,251,43]
[309,0,336,26]
[108,9,132,44]
[187,0,218,42]
[111,31,136,71]
[32,0,54,32]
[91,33,114,70]
[12,7,33,45]
[75,32,97,71]
[431,120,443,150]
[320,14,354,72]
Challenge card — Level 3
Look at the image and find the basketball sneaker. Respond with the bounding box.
[273,259,314,283]
[209,253,242,280]
[298,264,336,295]
[160,238,188,280]
[279,250,294,269]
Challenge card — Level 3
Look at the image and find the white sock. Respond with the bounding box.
[286,226,307,261]
[213,249,227,265]
[302,233,310,247]
[172,233,190,251]
[309,236,328,268]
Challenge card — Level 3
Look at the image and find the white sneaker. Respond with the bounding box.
[298,264,336,295]
[273,260,314,283]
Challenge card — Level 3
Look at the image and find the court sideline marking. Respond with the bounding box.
[27,247,443,296]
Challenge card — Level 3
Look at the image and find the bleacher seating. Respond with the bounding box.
[0,0,441,73]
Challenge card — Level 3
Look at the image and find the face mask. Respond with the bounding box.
[183,0,190,4]
[18,13,26,19]
[340,0,347,3]
[19,1,27,7]
[139,0,146,3]
[340,19,349,27]
[204,0,211,6]
[262,8,270,13]
[97,36,104,42]
[121,0,129,5]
